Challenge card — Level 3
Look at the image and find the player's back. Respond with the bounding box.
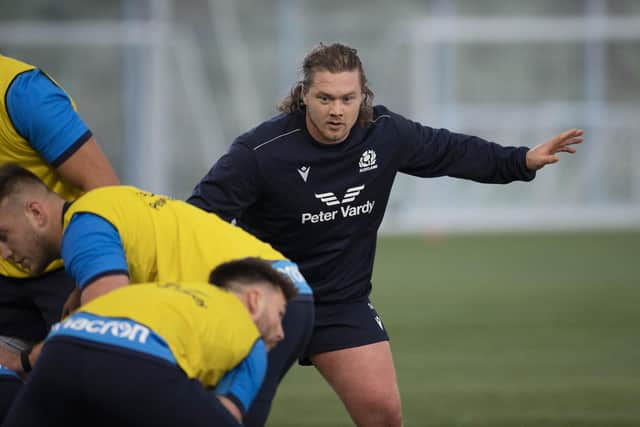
[64,185,286,284]
[154,197,285,282]
[53,280,260,386]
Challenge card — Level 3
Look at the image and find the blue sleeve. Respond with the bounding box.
[394,111,535,184]
[6,69,92,167]
[61,213,129,290]
[187,141,261,221]
[270,259,312,295]
[213,339,267,415]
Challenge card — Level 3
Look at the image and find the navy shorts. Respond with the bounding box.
[300,298,389,364]
[0,268,75,342]
[3,339,241,427]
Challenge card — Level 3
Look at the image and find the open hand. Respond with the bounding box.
[526,129,584,171]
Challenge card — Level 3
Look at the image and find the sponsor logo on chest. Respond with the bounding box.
[299,150,379,224]
[301,184,375,224]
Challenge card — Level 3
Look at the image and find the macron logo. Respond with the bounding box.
[315,185,365,207]
[297,166,310,182]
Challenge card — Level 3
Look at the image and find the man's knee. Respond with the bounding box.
[348,389,402,427]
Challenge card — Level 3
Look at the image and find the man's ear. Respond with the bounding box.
[24,200,46,227]
[245,287,264,319]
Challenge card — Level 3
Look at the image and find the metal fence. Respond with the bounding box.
[1,0,638,231]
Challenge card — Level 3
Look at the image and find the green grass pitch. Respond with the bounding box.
[267,230,640,427]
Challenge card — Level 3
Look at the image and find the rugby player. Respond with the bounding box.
[2,258,296,426]
[189,42,583,426]
[0,54,118,417]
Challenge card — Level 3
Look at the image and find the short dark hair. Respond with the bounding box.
[209,257,298,302]
[278,42,374,126]
[0,163,48,202]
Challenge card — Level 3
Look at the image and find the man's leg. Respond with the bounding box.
[0,375,22,422]
[0,274,49,421]
[304,298,402,427]
[1,340,81,427]
[311,342,402,427]
[244,296,314,427]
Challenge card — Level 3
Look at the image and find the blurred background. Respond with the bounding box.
[2,1,640,426]
[2,0,639,233]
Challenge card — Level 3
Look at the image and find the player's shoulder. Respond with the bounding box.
[369,105,409,125]
[371,105,393,120]
[6,67,56,97]
[234,111,305,153]
[73,185,141,207]
[359,105,407,139]
[367,105,426,138]
[86,184,139,196]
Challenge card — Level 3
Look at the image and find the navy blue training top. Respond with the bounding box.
[188,105,535,304]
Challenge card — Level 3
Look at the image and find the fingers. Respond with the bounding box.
[551,129,584,153]
[561,136,584,146]
[554,129,583,143]
[557,146,577,154]
[561,128,584,139]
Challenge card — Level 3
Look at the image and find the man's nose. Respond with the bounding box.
[328,100,343,116]
[275,324,285,343]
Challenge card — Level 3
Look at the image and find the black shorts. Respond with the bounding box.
[3,339,241,427]
[0,375,22,423]
[300,298,389,365]
[0,269,75,342]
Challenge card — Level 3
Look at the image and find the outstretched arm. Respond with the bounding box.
[526,128,584,171]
